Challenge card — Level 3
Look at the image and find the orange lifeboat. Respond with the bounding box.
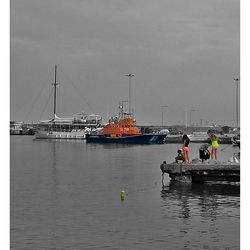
[86,103,167,144]
[102,117,141,137]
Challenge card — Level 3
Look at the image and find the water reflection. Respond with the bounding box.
[51,141,59,201]
[48,141,60,248]
[12,137,240,249]
[161,181,240,221]
[162,181,240,197]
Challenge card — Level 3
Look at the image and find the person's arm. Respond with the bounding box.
[217,136,221,144]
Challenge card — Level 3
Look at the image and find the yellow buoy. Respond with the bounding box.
[120,188,125,201]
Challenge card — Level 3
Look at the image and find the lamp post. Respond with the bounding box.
[161,105,168,127]
[125,74,135,115]
[189,108,195,126]
[234,78,240,127]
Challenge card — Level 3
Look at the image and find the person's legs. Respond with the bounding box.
[183,147,189,163]
[182,148,187,163]
[186,152,190,163]
[199,150,203,161]
[200,150,206,162]
[175,156,183,163]
[211,148,215,159]
[214,148,217,160]
[205,152,210,160]
[183,152,186,162]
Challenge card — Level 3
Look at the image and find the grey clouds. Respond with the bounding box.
[10,0,240,125]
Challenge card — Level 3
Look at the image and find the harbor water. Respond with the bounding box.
[10,136,240,249]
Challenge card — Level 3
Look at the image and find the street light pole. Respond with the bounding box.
[125,74,135,115]
[185,107,188,129]
[234,78,240,127]
[161,105,168,127]
[189,108,195,126]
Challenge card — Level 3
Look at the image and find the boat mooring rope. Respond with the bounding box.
[25,73,53,121]
[124,176,163,197]
[39,89,54,120]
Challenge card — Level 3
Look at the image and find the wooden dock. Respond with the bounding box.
[160,161,240,183]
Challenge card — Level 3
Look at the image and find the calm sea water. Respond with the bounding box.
[10,136,240,250]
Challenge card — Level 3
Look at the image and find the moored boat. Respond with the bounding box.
[187,132,234,144]
[10,121,24,135]
[187,132,210,143]
[164,132,182,143]
[35,65,102,140]
[86,105,167,144]
[86,132,166,144]
[10,121,35,135]
[86,133,166,144]
[35,113,101,139]
[231,134,240,147]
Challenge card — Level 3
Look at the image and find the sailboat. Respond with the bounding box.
[35,65,102,139]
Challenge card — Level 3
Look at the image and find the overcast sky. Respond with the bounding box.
[10,0,240,126]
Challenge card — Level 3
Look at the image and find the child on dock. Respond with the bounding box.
[182,134,190,163]
[175,149,184,163]
[210,134,220,160]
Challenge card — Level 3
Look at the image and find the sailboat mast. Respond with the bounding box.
[53,64,58,119]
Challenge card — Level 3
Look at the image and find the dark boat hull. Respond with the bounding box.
[86,134,166,144]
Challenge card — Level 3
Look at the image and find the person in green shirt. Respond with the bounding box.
[210,134,220,160]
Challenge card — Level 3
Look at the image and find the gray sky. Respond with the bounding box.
[10,0,240,126]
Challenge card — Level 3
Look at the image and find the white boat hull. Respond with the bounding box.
[35,130,86,139]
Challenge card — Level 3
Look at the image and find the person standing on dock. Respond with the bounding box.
[210,134,220,160]
[182,134,190,163]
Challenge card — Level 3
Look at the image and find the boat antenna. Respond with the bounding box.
[119,102,123,119]
[53,64,59,120]
[119,100,128,119]
[125,74,135,116]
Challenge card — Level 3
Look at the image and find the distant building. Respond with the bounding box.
[10,121,23,135]
[10,121,35,135]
